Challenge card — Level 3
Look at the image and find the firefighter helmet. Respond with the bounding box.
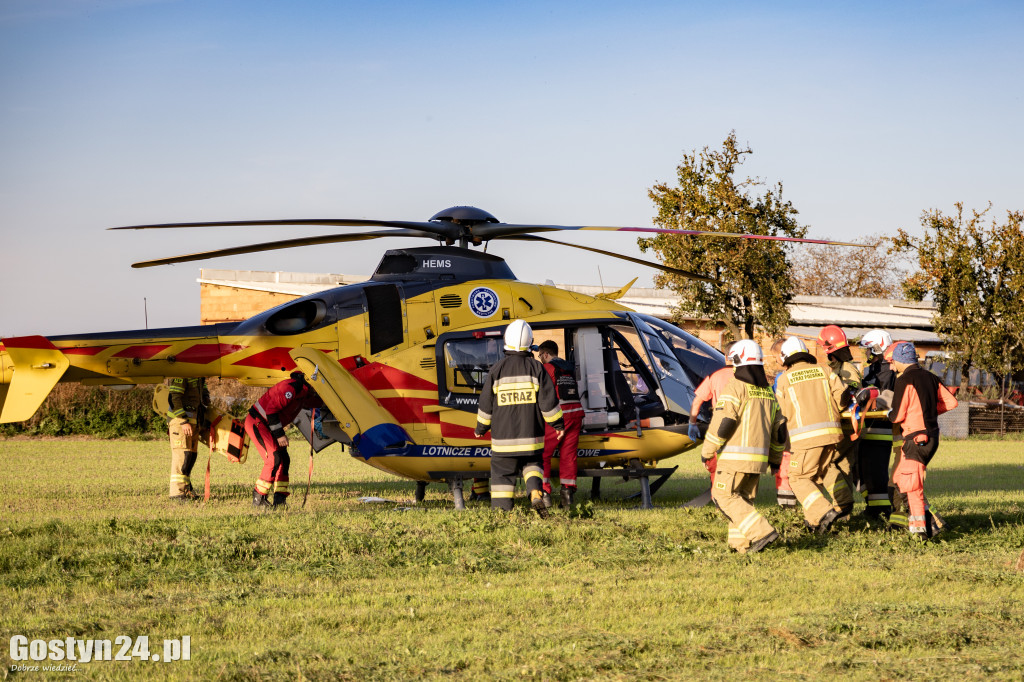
[503,319,534,352]
[859,329,893,356]
[816,325,849,354]
[727,339,763,366]
[780,336,808,359]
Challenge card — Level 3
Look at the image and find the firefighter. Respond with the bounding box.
[702,340,787,553]
[774,337,855,533]
[767,338,796,509]
[245,371,324,509]
[887,342,958,538]
[816,325,862,517]
[857,329,897,519]
[475,320,564,517]
[536,340,583,509]
[166,377,210,501]
[687,364,734,483]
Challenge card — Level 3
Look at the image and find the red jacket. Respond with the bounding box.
[251,375,324,440]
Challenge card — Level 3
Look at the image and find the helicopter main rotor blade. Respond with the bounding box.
[111,218,463,241]
[473,223,868,247]
[494,235,717,284]
[130,229,440,268]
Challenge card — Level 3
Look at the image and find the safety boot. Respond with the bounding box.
[272,492,288,509]
[835,504,854,521]
[171,486,200,503]
[816,508,841,535]
[468,491,491,503]
[925,509,947,539]
[559,486,575,509]
[252,491,272,509]
[748,530,779,553]
[541,492,553,509]
[530,490,549,519]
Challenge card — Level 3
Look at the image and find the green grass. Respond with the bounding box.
[1,436,1022,680]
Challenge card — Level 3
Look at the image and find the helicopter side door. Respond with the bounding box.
[624,312,698,417]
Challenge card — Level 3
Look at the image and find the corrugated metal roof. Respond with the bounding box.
[786,325,942,344]
[198,270,938,333]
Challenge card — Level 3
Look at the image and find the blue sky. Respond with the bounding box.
[1,0,1022,335]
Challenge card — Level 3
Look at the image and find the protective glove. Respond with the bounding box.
[770,464,780,475]
[700,450,715,464]
[687,422,702,442]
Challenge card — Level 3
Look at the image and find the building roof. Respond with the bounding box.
[199,269,939,341]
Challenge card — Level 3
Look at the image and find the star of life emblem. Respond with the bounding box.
[468,287,499,318]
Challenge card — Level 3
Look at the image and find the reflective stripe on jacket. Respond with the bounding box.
[702,377,786,474]
[477,351,563,455]
[167,377,208,420]
[775,359,848,449]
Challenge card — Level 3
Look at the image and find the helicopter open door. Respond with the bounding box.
[289,347,413,459]
[624,312,697,417]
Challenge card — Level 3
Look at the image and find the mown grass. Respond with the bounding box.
[1,436,1022,680]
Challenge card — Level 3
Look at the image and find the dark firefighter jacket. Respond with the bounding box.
[888,364,958,460]
[476,351,564,456]
[167,377,209,421]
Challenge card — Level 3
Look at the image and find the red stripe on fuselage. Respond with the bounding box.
[375,396,441,426]
[232,347,297,372]
[175,343,247,364]
[1,335,58,350]
[112,345,171,360]
[60,346,111,356]
[352,363,437,392]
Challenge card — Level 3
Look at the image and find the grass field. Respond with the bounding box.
[1,436,1022,681]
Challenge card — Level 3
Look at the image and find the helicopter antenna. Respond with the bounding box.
[597,266,605,292]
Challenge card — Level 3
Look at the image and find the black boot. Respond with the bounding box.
[272,492,288,509]
[252,491,271,508]
[530,490,549,519]
[559,486,575,509]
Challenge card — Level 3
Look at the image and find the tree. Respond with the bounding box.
[891,203,1024,393]
[791,234,908,298]
[638,132,805,340]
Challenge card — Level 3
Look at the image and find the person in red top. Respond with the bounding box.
[688,365,733,482]
[537,340,583,509]
[245,371,325,509]
[887,342,958,538]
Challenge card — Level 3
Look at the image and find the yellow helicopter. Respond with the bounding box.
[0,206,861,498]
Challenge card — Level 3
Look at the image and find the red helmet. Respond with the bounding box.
[816,325,848,354]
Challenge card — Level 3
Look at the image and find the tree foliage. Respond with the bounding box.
[891,203,1024,393]
[791,234,908,298]
[638,132,805,340]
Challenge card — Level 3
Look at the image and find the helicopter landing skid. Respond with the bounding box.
[428,463,679,511]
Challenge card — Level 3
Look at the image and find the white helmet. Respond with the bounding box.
[727,339,763,366]
[780,336,808,359]
[503,319,533,352]
[860,329,893,356]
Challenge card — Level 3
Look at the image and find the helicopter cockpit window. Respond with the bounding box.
[265,299,328,336]
[443,338,504,392]
[635,314,726,388]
